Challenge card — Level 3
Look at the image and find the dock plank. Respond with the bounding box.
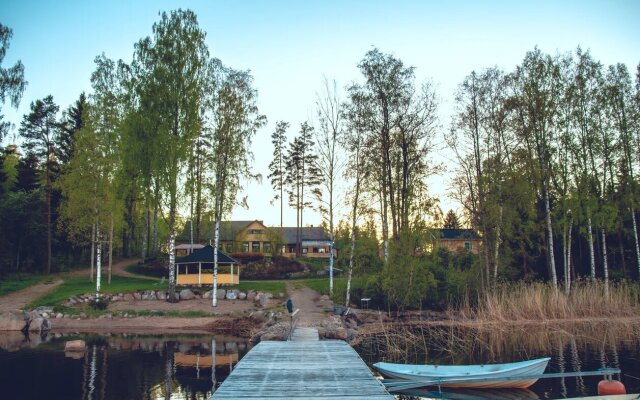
[211,329,392,399]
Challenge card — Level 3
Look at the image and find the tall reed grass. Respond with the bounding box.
[457,279,640,321]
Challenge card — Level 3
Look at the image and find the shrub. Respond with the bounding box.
[89,296,109,310]
[230,252,265,264]
[240,256,305,279]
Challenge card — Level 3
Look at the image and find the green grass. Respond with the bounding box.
[0,275,47,296]
[28,275,165,309]
[228,280,287,295]
[116,309,216,318]
[297,277,347,295]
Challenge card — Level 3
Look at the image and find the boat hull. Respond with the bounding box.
[374,357,550,389]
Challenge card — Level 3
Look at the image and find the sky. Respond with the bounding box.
[1,0,639,228]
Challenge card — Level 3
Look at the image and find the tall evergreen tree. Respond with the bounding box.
[19,95,59,274]
[268,120,289,234]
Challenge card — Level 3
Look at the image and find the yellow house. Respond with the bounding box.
[436,229,481,254]
[218,220,334,258]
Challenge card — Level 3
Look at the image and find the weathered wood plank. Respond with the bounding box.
[211,328,392,399]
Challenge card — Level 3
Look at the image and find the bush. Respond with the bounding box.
[89,296,109,310]
[241,256,305,279]
[230,252,265,264]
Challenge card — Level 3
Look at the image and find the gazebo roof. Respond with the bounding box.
[175,245,238,265]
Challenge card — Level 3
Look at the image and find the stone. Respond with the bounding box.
[157,291,166,300]
[250,311,267,322]
[0,310,30,331]
[124,293,135,301]
[65,340,85,352]
[148,291,157,300]
[257,293,271,307]
[238,292,247,300]
[278,292,285,299]
[226,291,237,300]
[141,293,149,300]
[203,290,212,299]
[56,313,63,319]
[179,289,195,300]
[247,291,257,301]
[28,317,51,333]
[133,292,142,300]
[216,289,227,300]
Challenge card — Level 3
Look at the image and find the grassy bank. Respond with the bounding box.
[27,275,164,309]
[0,275,47,296]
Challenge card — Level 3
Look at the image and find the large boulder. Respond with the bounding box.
[226,291,237,300]
[0,310,30,331]
[64,340,86,352]
[216,289,227,300]
[203,290,212,299]
[238,291,247,300]
[256,292,272,307]
[247,291,257,302]
[28,317,51,333]
[179,289,196,300]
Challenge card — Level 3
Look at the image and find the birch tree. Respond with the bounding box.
[510,48,563,287]
[0,24,27,142]
[314,77,345,295]
[134,10,209,302]
[208,65,266,306]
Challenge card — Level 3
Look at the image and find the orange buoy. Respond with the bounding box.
[598,379,626,395]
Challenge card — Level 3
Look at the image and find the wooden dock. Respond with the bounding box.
[210,327,393,399]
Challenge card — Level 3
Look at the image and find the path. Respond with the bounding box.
[285,282,333,327]
[0,258,141,314]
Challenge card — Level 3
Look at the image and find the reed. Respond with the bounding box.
[459,279,640,322]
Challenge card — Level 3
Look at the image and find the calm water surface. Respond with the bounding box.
[1,323,639,399]
[0,332,251,399]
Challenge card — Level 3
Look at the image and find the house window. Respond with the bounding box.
[318,247,326,253]
[302,248,308,254]
[225,244,233,253]
[242,242,249,252]
[464,242,473,251]
[248,229,264,235]
[263,242,272,253]
[288,246,296,253]
[312,247,320,253]
[252,242,261,252]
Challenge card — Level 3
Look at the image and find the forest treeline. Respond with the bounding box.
[1,10,639,309]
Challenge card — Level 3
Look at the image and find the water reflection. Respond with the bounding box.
[0,331,251,400]
[355,322,640,399]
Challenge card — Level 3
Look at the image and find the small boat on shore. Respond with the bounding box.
[374,357,551,389]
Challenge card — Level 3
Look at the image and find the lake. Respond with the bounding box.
[1,322,639,399]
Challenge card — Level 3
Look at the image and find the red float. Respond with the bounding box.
[597,379,626,395]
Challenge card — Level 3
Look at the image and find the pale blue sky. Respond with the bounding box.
[1,0,639,227]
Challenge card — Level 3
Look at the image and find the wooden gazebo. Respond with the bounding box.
[174,245,239,286]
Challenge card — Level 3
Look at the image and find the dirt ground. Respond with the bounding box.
[0,258,335,334]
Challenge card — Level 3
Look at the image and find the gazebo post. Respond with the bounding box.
[198,262,202,287]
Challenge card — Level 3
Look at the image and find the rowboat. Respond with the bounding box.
[373,357,551,389]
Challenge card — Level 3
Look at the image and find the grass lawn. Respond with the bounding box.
[28,275,165,309]
[0,275,47,296]
[297,277,347,295]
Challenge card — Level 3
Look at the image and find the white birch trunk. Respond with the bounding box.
[588,215,596,278]
[142,199,149,260]
[96,226,101,297]
[90,223,95,283]
[493,206,503,281]
[108,214,113,285]
[601,227,609,297]
[212,220,219,307]
[168,231,176,302]
[566,219,573,295]
[632,207,640,279]
[544,185,558,287]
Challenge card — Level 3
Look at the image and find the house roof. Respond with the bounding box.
[219,220,266,241]
[175,245,238,264]
[175,244,205,251]
[437,228,481,240]
[281,227,330,244]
